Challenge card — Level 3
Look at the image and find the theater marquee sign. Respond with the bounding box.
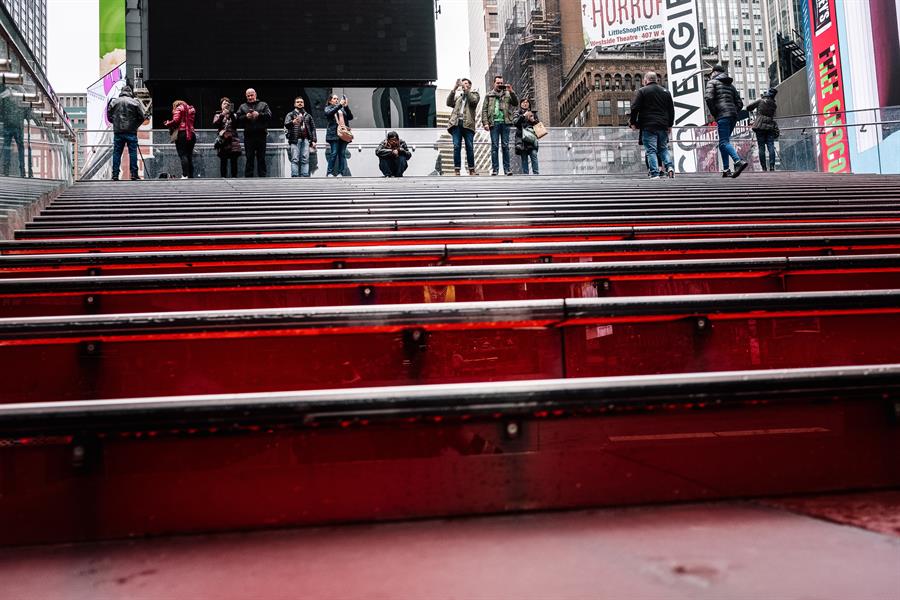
[582,0,666,47]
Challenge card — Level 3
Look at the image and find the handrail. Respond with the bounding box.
[2,363,898,435]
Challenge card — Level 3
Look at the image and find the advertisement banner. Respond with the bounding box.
[804,0,851,173]
[663,0,705,173]
[582,0,665,47]
[99,0,126,76]
[833,0,900,174]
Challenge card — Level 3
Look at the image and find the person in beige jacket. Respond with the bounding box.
[446,78,480,176]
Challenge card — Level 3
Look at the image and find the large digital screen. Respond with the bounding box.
[146,0,437,83]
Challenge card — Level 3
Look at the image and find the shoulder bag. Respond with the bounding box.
[533,121,548,139]
[337,110,354,143]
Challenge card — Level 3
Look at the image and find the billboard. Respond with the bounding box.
[99,0,126,76]
[664,0,705,173]
[582,0,665,47]
[145,0,437,82]
[804,0,900,173]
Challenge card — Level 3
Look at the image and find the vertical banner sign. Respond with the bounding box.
[99,0,126,76]
[664,0,705,173]
[805,0,851,173]
[581,0,665,47]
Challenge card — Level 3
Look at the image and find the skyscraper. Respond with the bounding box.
[469,0,500,92]
[0,0,47,70]
[763,0,806,84]
[697,0,770,102]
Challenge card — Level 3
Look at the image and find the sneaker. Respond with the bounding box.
[666,167,674,179]
[649,175,662,180]
[491,172,498,176]
[111,176,119,181]
[180,176,188,180]
[722,169,733,178]
[506,172,513,176]
[732,160,748,178]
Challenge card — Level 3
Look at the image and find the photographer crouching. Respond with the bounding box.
[376,131,412,177]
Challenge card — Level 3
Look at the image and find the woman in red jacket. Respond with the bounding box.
[165,100,196,179]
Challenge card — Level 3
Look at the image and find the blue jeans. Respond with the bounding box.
[641,129,673,177]
[112,132,139,179]
[290,139,311,177]
[716,116,741,169]
[489,123,511,174]
[756,130,776,169]
[520,148,539,174]
[450,125,475,170]
[328,140,349,176]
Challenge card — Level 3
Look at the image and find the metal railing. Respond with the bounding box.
[0,3,75,183]
[75,107,900,180]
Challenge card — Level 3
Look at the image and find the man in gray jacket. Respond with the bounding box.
[481,75,519,175]
[106,86,149,181]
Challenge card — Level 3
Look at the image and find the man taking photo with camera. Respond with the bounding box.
[481,75,518,176]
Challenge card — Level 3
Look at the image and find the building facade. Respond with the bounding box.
[487,0,583,126]
[0,0,47,70]
[558,46,667,128]
[697,0,771,102]
[58,93,87,174]
[58,93,87,130]
[763,0,806,85]
[468,0,500,92]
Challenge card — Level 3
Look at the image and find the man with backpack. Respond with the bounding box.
[106,85,150,181]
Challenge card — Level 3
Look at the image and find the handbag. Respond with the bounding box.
[337,111,353,143]
[522,127,538,146]
[533,121,548,139]
[213,133,226,150]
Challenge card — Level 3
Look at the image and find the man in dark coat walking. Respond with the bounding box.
[705,65,748,178]
[629,71,675,179]
[747,88,779,171]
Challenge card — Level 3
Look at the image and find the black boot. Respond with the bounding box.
[769,161,776,171]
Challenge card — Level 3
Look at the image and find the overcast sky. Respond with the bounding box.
[47,0,469,93]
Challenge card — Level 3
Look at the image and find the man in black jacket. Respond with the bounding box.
[284,97,317,178]
[106,86,150,181]
[629,71,675,179]
[236,88,272,177]
[375,131,412,177]
[705,65,748,177]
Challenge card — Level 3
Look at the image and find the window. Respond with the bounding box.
[624,74,632,90]
[618,100,631,115]
[604,74,611,90]
[597,100,611,116]
[594,74,601,89]
[614,74,622,90]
